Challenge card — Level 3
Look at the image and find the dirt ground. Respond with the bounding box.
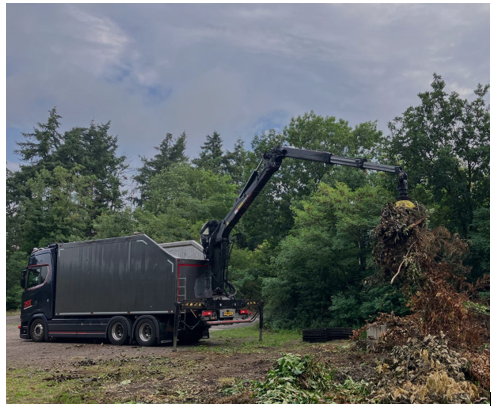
[6,315,258,368]
[6,315,377,404]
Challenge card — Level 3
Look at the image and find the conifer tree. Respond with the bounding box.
[134,132,189,205]
[16,107,62,167]
[223,138,250,187]
[192,131,224,174]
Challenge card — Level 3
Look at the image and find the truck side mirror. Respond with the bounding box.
[20,269,27,289]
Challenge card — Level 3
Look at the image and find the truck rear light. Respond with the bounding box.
[239,309,249,315]
[18,326,21,329]
[202,311,213,317]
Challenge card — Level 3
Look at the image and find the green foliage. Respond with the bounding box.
[254,353,333,404]
[462,300,489,316]
[227,247,258,298]
[6,109,130,309]
[192,131,224,173]
[241,112,384,249]
[16,107,62,167]
[134,132,188,205]
[263,182,392,329]
[7,109,128,254]
[6,168,25,252]
[143,163,236,240]
[22,166,94,251]
[132,209,193,244]
[469,206,490,275]
[76,158,241,245]
[328,377,370,403]
[8,109,65,251]
[6,251,29,310]
[93,208,136,239]
[229,240,275,300]
[387,74,490,239]
[329,285,410,328]
[55,120,128,213]
[222,138,252,188]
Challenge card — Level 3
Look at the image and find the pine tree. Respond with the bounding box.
[192,131,224,173]
[8,109,129,249]
[223,138,250,187]
[11,108,63,200]
[55,120,128,214]
[133,132,189,205]
[16,107,62,167]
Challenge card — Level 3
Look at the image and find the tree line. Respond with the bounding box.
[6,74,490,330]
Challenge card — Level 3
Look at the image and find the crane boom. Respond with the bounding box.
[200,146,411,296]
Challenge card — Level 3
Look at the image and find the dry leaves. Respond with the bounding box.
[370,333,478,404]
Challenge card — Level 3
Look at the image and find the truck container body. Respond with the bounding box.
[19,234,259,346]
[55,235,180,315]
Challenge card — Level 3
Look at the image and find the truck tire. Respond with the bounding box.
[107,317,130,345]
[135,318,157,347]
[30,319,46,342]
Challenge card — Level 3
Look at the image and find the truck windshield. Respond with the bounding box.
[26,266,48,289]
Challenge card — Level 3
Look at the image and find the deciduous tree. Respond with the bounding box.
[387,74,490,238]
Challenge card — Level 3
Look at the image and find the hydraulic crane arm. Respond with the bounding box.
[200,146,411,296]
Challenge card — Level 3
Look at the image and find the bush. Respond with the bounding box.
[254,353,334,404]
[6,251,28,310]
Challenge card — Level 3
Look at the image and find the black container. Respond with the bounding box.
[54,234,211,316]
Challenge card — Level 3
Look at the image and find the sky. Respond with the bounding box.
[6,3,490,173]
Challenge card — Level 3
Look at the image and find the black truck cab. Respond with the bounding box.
[20,246,57,340]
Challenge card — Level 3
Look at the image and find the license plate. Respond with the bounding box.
[221,310,234,317]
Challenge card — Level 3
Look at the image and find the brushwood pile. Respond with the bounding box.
[215,203,489,405]
[355,202,490,403]
[370,333,478,404]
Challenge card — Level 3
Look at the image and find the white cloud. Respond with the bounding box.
[449,84,475,98]
[7,161,20,172]
[6,3,490,168]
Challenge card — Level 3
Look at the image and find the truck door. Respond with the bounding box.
[21,264,53,320]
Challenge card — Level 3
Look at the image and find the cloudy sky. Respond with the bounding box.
[6,3,490,172]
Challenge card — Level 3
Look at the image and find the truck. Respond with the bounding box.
[20,145,412,347]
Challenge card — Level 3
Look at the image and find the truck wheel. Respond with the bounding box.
[135,318,156,347]
[108,317,129,345]
[30,319,46,342]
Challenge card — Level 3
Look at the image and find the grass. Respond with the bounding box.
[193,325,302,354]
[7,356,184,404]
[6,368,102,404]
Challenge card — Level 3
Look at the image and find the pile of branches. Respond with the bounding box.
[369,203,489,351]
[353,203,490,397]
[463,348,490,392]
[369,333,479,404]
[353,313,425,353]
[372,203,431,288]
